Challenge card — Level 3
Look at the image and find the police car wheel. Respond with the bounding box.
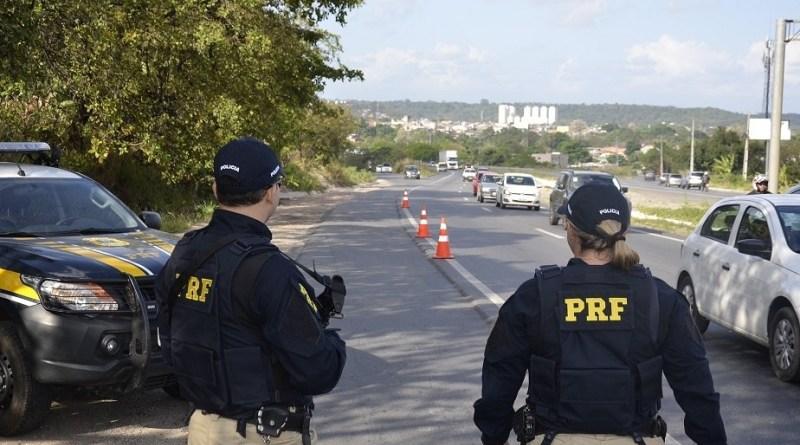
[678,276,709,334]
[769,307,800,382]
[0,322,52,436]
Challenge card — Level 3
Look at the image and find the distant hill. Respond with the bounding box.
[337,99,800,129]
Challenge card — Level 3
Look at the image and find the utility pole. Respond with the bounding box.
[689,119,695,172]
[768,19,793,193]
[659,138,664,177]
[743,114,750,179]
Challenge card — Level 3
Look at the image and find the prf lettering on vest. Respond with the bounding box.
[184,276,213,303]
[564,296,628,322]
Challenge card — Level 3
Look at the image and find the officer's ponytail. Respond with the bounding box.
[595,220,639,271]
[571,220,640,271]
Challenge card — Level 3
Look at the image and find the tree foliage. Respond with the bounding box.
[0,0,363,204]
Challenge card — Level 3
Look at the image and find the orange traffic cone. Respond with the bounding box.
[416,208,430,238]
[433,216,454,259]
[401,190,410,208]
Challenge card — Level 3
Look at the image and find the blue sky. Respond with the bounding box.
[321,0,800,113]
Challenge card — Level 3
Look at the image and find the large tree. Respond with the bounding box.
[0,0,362,190]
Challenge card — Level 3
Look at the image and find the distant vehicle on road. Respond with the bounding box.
[666,173,683,187]
[462,167,476,182]
[496,173,540,210]
[404,165,420,179]
[436,162,448,172]
[681,171,705,190]
[658,172,669,185]
[644,170,656,181]
[476,172,500,203]
[678,194,800,382]
[549,169,627,225]
[375,163,392,173]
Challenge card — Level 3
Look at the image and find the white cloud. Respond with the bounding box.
[551,57,585,94]
[741,39,800,86]
[626,35,732,80]
[355,43,491,91]
[561,0,608,25]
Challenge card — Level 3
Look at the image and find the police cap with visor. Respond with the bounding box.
[214,137,284,194]
[558,183,629,240]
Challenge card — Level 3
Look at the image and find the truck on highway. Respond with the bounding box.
[439,150,459,170]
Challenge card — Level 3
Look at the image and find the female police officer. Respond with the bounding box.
[157,137,345,445]
[474,183,726,445]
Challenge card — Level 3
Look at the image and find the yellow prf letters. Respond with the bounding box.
[564,296,628,322]
[184,276,213,303]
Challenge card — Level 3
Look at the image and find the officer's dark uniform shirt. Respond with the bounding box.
[474,259,726,445]
[156,209,346,412]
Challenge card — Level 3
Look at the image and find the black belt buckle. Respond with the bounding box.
[256,405,290,438]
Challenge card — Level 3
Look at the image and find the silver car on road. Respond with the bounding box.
[476,172,500,203]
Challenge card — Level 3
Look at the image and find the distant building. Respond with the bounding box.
[532,152,569,168]
[498,104,557,128]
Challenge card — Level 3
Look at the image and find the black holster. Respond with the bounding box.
[512,405,536,444]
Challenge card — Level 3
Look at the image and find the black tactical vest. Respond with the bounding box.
[528,264,663,435]
[169,234,281,418]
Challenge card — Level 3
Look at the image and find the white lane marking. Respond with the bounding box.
[403,208,506,307]
[481,207,491,213]
[536,228,565,240]
[630,229,684,244]
[463,197,469,201]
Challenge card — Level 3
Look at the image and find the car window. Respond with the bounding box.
[700,204,740,243]
[556,173,568,189]
[736,206,771,245]
[0,178,141,235]
[482,174,498,183]
[574,174,613,188]
[776,205,800,253]
[506,175,535,186]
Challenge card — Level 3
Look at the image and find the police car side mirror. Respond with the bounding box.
[139,211,162,230]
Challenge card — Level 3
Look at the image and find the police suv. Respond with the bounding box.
[0,142,177,435]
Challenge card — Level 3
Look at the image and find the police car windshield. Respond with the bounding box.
[0,178,142,236]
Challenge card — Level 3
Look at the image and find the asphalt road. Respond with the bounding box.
[9,172,797,445]
[381,171,800,445]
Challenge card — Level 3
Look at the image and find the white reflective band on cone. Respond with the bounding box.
[439,236,449,242]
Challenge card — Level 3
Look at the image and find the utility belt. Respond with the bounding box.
[201,403,313,445]
[513,405,667,445]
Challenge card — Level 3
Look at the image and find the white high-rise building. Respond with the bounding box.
[497,104,557,128]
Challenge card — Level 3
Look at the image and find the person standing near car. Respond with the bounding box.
[156,137,346,445]
[474,183,726,445]
[748,174,771,195]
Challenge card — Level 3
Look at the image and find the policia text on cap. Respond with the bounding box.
[156,137,346,445]
[473,184,727,445]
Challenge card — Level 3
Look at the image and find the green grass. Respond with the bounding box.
[161,200,216,233]
[636,204,708,224]
[632,217,695,238]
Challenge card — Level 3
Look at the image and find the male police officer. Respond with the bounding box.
[156,137,346,445]
[474,184,726,445]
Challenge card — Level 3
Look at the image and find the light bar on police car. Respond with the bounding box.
[0,142,51,153]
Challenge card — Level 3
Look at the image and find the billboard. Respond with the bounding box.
[748,118,791,141]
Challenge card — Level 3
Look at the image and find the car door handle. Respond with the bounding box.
[692,250,700,257]
[721,263,731,271]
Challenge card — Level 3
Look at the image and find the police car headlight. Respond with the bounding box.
[32,278,127,312]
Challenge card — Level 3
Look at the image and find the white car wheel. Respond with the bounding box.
[770,307,800,382]
[679,276,709,334]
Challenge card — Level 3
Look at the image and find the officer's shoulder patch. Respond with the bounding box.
[295,281,319,315]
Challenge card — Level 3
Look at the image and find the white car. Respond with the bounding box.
[436,162,448,172]
[495,173,540,210]
[677,194,800,381]
[462,167,476,182]
[375,163,392,173]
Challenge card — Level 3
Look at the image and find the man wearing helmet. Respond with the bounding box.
[748,174,771,195]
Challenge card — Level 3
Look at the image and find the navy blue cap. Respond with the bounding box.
[558,183,629,238]
[213,137,283,193]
